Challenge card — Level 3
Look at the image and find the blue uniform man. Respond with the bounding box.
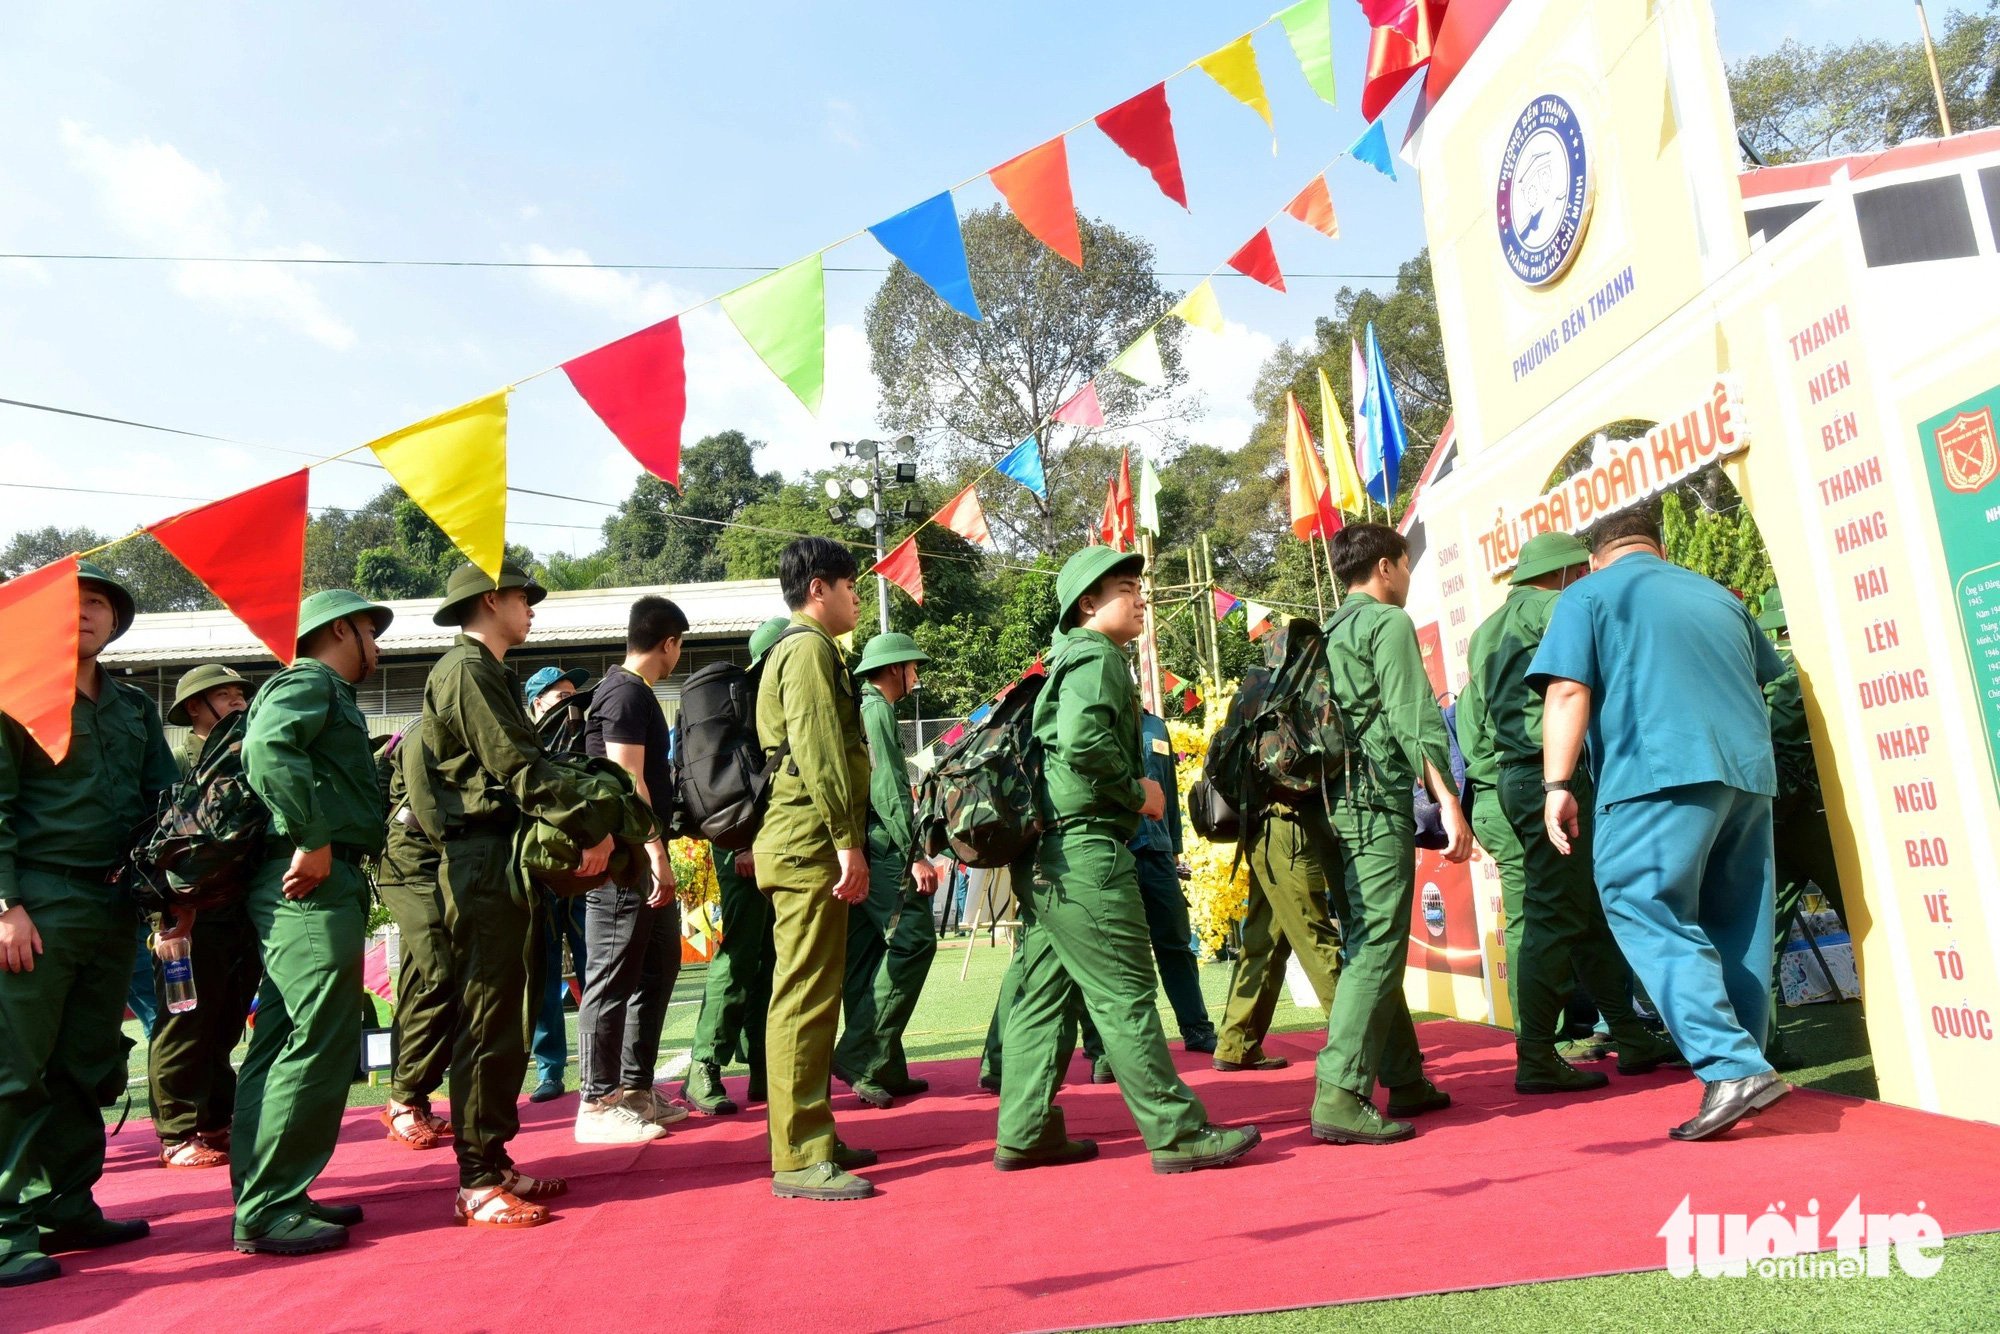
[1528,504,1789,1141]
[1130,712,1216,1053]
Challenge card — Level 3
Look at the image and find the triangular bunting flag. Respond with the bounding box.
[1244,599,1275,640]
[562,317,688,487]
[989,137,1083,267]
[720,253,826,414]
[1107,326,1166,386]
[367,392,510,579]
[1318,368,1367,512]
[1212,588,1241,620]
[1277,0,1338,105]
[1136,456,1163,535]
[1099,451,1136,552]
[1168,279,1225,334]
[995,436,1047,498]
[1182,685,1202,713]
[1094,83,1188,209]
[1052,382,1105,427]
[868,191,983,322]
[0,557,80,763]
[933,483,994,550]
[1162,669,1183,693]
[1349,117,1399,181]
[1226,228,1286,292]
[1196,34,1275,147]
[147,470,310,665]
[1284,175,1340,240]
[1284,391,1341,540]
[872,532,924,605]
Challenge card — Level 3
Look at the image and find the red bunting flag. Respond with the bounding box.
[1284,175,1340,239]
[1212,588,1241,620]
[147,470,310,665]
[989,137,1083,267]
[933,483,994,549]
[0,557,80,763]
[1052,381,1106,427]
[1361,0,1443,119]
[1095,83,1188,209]
[1182,685,1202,713]
[561,316,689,488]
[873,532,925,605]
[1162,669,1183,693]
[1226,228,1287,292]
[1099,451,1136,552]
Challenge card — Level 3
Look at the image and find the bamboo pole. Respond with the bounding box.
[1916,2,1954,136]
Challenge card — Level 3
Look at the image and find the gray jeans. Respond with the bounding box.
[576,881,681,1102]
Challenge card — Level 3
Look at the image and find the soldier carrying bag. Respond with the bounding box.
[127,709,270,914]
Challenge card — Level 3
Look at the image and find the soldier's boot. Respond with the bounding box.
[1515,1041,1611,1094]
[1385,1076,1452,1116]
[1310,1084,1415,1144]
[681,1059,739,1116]
[1150,1123,1262,1174]
[1610,1025,1687,1076]
[772,1162,874,1202]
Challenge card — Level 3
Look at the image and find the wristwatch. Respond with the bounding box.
[0,896,17,916]
[1542,779,1571,794]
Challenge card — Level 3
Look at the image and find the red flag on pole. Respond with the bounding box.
[147,470,310,665]
[933,483,994,549]
[1099,451,1136,551]
[0,557,80,762]
[872,533,925,605]
[1095,83,1188,209]
[989,137,1084,267]
[1225,228,1287,292]
[1283,174,1340,239]
[1052,381,1106,427]
[561,316,689,488]
[1360,0,1442,119]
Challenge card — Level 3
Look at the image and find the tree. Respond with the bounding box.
[1729,8,2000,164]
[534,551,619,591]
[866,207,1187,555]
[601,430,780,585]
[303,497,395,595]
[1663,491,1774,603]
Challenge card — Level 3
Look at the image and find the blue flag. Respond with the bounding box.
[996,436,1046,498]
[1347,117,1397,182]
[1360,322,1407,504]
[868,190,984,321]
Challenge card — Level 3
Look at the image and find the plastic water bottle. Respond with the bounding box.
[161,937,198,1014]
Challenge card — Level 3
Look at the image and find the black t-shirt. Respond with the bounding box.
[584,664,674,817]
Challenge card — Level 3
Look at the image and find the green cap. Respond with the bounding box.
[1055,545,1145,626]
[856,631,931,677]
[1756,587,1787,632]
[747,616,791,668]
[168,663,253,726]
[432,560,547,627]
[75,559,136,641]
[1510,531,1592,585]
[297,589,394,648]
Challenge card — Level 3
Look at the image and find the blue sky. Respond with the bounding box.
[0,1,1973,558]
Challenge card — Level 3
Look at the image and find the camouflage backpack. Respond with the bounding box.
[914,665,1048,868]
[127,709,270,913]
[1203,616,1355,820]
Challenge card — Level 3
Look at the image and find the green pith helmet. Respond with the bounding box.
[432,560,547,627]
[297,589,394,649]
[1055,545,1145,627]
[856,631,931,677]
[75,559,136,641]
[747,616,791,667]
[1757,587,1787,633]
[1510,531,1592,585]
[168,663,253,726]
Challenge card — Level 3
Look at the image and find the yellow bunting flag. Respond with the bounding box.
[1168,279,1225,334]
[1196,33,1276,149]
[1318,368,1367,512]
[366,391,511,578]
[1107,326,1166,386]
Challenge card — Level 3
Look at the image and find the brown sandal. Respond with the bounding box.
[383,1103,441,1150]
[160,1138,229,1169]
[500,1168,567,1201]
[453,1186,549,1229]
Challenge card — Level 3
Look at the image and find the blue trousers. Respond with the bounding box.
[530,893,588,1084]
[1593,782,1775,1082]
[125,920,159,1040]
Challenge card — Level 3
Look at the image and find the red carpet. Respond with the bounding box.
[21,1020,2000,1332]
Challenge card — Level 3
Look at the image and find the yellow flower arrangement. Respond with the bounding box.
[1171,683,1248,956]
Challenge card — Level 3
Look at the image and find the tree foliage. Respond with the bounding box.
[600,430,779,585]
[0,527,217,613]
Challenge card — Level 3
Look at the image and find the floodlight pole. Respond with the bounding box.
[870,450,890,634]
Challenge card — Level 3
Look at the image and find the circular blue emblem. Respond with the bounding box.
[1495,94,1593,287]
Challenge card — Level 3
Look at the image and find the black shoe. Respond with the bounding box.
[994,1138,1099,1171]
[1668,1071,1791,1141]
[528,1078,565,1104]
[977,1073,1002,1094]
[303,1198,364,1227]
[832,1140,879,1170]
[881,1076,930,1097]
[1183,1032,1219,1055]
[1212,1051,1290,1072]
[0,1252,60,1288]
[1385,1077,1452,1117]
[833,1063,895,1109]
[39,1217,148,1254]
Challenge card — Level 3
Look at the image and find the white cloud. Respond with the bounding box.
[58,120,355,349]
[1168,318,1278,451]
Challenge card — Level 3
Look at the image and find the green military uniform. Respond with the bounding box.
[1453,660,1526,1023]
[375,736,452,1112]
[147,668,262,1158]
[232,592,391,1245]
[0,564,175,1282]
[753,610,872,1179]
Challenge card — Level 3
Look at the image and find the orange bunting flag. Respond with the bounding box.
[933,483,994,550]
[1226,228,1287,292]
[1095,83,1188,209]
[0,557,80,762]
[989,137,1083,267]
[1162,669,1184,693]
[147,469,310,665]
[1284,391,1341,540]
[1284,174,1340,239]
[1099,450,1136,552]
[872,532,925,605]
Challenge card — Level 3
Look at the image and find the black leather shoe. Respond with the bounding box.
[39,1217,148,1253]
[1668,1070,1790,1141]
[882,1076,930,1097]
[977,1074,1002,1094]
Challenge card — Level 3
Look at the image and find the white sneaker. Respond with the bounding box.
[622,1087,692,1128]
[574,1093,667,1144]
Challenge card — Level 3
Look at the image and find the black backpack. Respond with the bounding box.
[127,709,270,913]
[533,683,596,758]
[913,666,1048,868]
[671,626,813,850]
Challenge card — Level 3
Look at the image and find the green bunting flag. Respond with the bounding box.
[1107,326,1166,386]
[720,253,826,414]
[1278,0,1338,106]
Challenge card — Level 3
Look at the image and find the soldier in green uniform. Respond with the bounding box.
[419,560,612,1227]
[231,590,392,1256]
[832,632,941,1106]
[524,666,592,1104]
[376,733,454,1150]
[1310,525,1470,1146]
[755,539,879,1201]
[1450,650,1524,1024]
[1459,532,1676,1095]
[0,562,175,1289]
[148,664,261,1171]
[997,546,1259,1175]
[681,616,788,1116]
